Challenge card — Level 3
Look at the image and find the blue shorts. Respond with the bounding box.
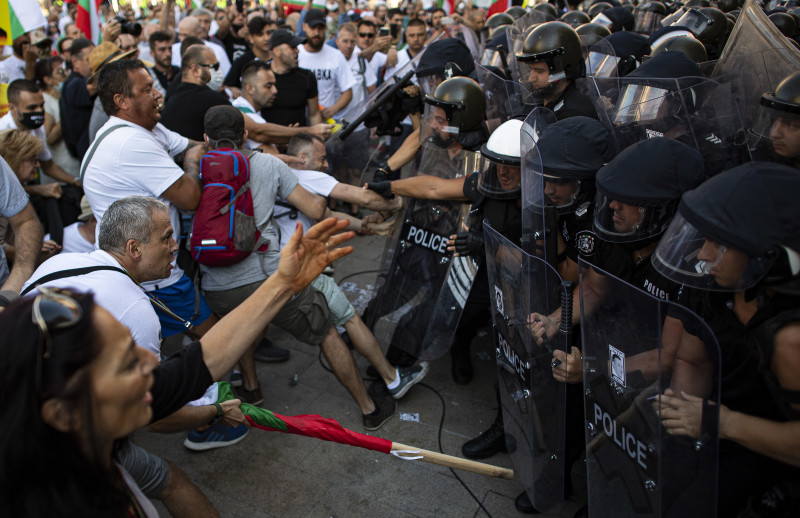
[152,274,212,337]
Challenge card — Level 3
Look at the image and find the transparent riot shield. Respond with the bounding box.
[485,222,570,513]
[360,146,481,361]
[507,12,551,84]
[580,261,721,518]
[590,74,751,173]
[475,63,537,130]
[519,107,558,259]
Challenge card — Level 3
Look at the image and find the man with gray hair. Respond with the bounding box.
[171,16,231,77]
[20,195,228,518]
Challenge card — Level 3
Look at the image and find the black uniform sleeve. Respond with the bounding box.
[149,341,214,423]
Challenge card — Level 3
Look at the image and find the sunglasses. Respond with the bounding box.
[197,62,220,71]
[359,32,375,38]
[32,288,83,394]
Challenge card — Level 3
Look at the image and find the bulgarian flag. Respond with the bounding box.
[1,0,48,45]
[217,382,514,479]
[75,0,103,44]
[281,0,325,15]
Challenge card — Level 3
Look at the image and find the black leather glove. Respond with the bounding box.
[373,161,394,182]
[366,180,393,198]
[452,231,484,257]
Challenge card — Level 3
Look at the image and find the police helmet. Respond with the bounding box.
[594,137,705,243]
[592,6,635,32]
[577,22,613,46]
[717,0,740,11]
[485,12,515,37]
[588,31,650,77]
[651,33,708,63]
[653,162,800,291]
[588,2,614,18]
[760,70,800,115]
[533,2,559,19]
[770,12,798,37]
[516,21,585,79]
[505,6,528,19]
[672,7,727,46]
[477,119,523,199]
[424,76,486,133]
[633,0,667,34]
[529,117,617,213]
[561,10,592,27]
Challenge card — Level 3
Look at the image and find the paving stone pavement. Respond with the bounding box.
[134,232,586,518]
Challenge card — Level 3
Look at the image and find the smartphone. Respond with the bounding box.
[236,0,243,13]
[379,27,390,37]
[390,23,400,38]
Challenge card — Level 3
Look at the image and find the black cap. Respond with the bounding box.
[305,8,327,27]
[204,106,245,145]
[269,28,306,50]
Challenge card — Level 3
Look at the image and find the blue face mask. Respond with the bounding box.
[55,81,64,92]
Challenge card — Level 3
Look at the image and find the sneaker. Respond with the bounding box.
[387,362,430,399]
[233,383,264,406]
[363,397,397,431]
[253,339,290,362]
[461,419,508,459]
[229,370,243,387]
[183,424,249,451]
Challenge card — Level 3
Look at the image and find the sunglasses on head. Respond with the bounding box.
[32,287,83,395]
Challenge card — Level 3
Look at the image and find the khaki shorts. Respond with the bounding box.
[204,280,333,346]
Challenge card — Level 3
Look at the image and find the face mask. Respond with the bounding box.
[20,111,45,130]
[207,68,225,91]
[231,23,244,32]
[55,81,64,92]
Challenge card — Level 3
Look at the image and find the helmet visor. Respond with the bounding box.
[418,74,444,99]
[660,7,686,27]
[634,10,664,34]
[528,169,584,214]
[672,8,713,35]
[477,154,522,199]
[750,96,800,155]
[593,191,674,243]
[612,83,671,124]
[652,212,775,290]
[420,99,461,148]
[587,51,621,77]
[591,12,615,29]
[481,48,506,70]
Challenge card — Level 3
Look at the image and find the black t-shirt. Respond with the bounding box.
[224,49,256,88]
[151,65,180,93]
[60,72,95,159]
[262,67,318,127]
[219,32,248,64]
[593,243,683,302]
[560,201,600,265]
[160,82,230,141]
[150,341,214,422]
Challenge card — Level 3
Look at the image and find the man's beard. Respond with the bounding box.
[308,37,324,51]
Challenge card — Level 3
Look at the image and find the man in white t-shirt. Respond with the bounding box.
[383,18,427,85]
[81,58,219,340]
[0,33,30,84]
[1,80,81,186]
[298,9,356,121]
[45,195,96,254]
[335,22,377,120]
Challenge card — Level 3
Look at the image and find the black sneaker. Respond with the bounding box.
[233,384,264,406]
[253,339,290,362]
[461,419,508,459]
[363,397,396,431]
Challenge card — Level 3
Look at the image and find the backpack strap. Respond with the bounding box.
[80,124,128,183]
[21,265,128,296]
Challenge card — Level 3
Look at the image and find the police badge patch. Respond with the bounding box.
[575,230,596,256]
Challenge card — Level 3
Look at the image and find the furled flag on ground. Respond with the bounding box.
[217,382,513,479]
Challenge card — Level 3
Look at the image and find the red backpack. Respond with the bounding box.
[190,149,267,267]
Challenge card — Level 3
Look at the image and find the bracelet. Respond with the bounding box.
[209,402,223,424]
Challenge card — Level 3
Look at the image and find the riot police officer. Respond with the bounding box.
[515,21,598,119]
[652,161,800,516]
[752,70,800,168]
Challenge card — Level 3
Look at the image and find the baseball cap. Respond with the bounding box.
[269,28,306,50]
[204,106,245,145]
[305,8,327,27]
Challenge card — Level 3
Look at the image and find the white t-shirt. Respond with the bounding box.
[0,112,53,162]
[0,54,26,84]
[171,39,232,78]
[383,47,418,86]
[43,92,80,181]
[274,169,338,249]
[22,250,163,358]
[369,51,388,84]
[339,47,378,121]
[81,116,189,291]
[297,44,357,119]
[232,96,266,150]
[45,221,95,254]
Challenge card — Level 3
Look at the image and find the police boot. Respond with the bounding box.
[514,491,539,514]
[462,413,507,459]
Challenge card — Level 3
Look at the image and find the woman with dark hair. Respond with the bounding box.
[34,55,80,181]
[0,218,353,516]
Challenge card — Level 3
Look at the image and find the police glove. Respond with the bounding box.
[450,231,484,257]
[366,180,393,198]
[373,161,394,182]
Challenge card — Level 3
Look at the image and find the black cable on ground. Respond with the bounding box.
[335,269,382,286]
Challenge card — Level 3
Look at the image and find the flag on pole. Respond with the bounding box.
[2,0,48,44]
[216,382,514,479]
[76,0,103,44]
